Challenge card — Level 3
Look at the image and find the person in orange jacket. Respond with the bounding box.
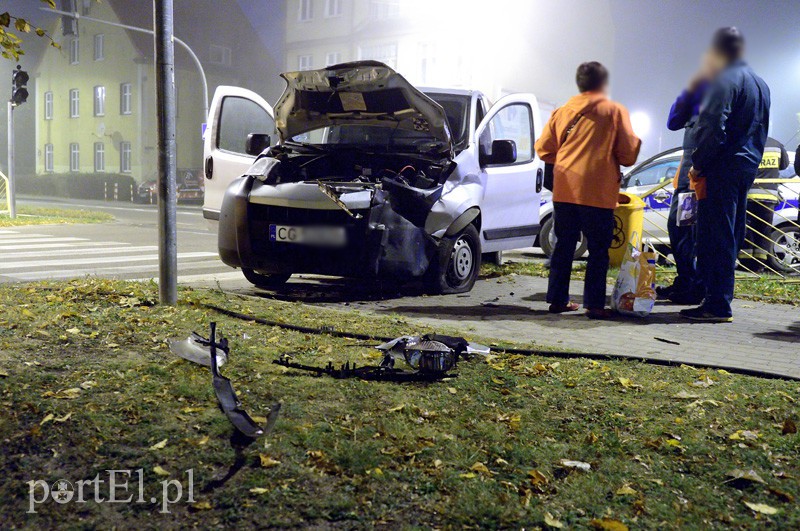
[535,62,641,319]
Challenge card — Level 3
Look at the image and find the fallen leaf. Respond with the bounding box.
[447,387,457,395]
[433,459,443,468]
[149,439,168,450]
[692,376,715,388]
[590,517,628,531]
[388,404,405,412]
[729,430,759,441]
[616,484,638,495]
[52,388,81,399]
[153,466,170,477]
[560,459,591,471]
[458,472,477,479]
[54,412,72,423]
[196,435,209,446]
[528,469,549,487]
[781,418,797,435]
[191,501,212,510]
[40,413,54,425]
[249,487,270,494]
[65,327,81,335]
[743,501,779,515]
[768,487,794,503]
[544,512,564,529]
[725,469,766,485]
[0,369,8,377]
[672,390,701,399]
[259,455,281,469]
[470,462,491,475]
[618,377,640,389]
[80,380,96,390]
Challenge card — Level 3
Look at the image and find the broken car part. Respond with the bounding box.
[273,354,455,383]
[170,332,228,368]
[185,322,281,439]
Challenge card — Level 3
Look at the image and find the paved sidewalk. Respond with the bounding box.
[349,274,799,378]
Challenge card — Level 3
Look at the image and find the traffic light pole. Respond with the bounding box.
[154,0,178,305]
[6,101,15,219]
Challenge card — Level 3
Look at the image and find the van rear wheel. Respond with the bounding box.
[242,269,291,289]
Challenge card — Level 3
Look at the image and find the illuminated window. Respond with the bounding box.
[120,83,132,115]
[94,86,105,116]
[69,37,79,64]
[69,89,79,118]
[325,0,342,17]
[298,54,313,71]
[325,52,341,66]
[94,34,104,61]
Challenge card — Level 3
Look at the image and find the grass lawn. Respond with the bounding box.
[482,260,800,306]
[1,279,798,529]
[0,206,114,227]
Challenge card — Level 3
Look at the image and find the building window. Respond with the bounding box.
[44,144,54,172]
[44,91,54,120]
[298,0,313,21]
[325,0,342,17]
[358,43,398,69]
[93,85,105,116]
[298,54,313,71]
[69,37,79,64]
[325,52,341,66]
[93,33,104,61]
[120,83,132,115]
[120,141,132,173]
[69,89,79,118]
[209,44,232,66]
[94,142,105,172]
[70,143,80,172]
[369,0,400,19]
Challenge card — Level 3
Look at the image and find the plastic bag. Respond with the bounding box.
[612,241,657,317]
[676,191,698,227]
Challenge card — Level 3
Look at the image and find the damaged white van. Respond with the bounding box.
[203,61,544,293]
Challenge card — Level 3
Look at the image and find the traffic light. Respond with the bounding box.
[11,65,29,106]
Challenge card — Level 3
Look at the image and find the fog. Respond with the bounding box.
[2,0,798,182]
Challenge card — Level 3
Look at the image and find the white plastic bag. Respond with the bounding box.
[612,240,657,317]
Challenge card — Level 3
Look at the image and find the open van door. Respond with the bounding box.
[203,86,274,221]
[475,94,544,252]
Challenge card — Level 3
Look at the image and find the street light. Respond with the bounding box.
[630,111,651,139]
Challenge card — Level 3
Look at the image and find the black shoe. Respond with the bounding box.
[655,285,673,300]
[668,291,705,305]
[679,306,733,323]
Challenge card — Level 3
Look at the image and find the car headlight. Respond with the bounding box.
[246,157,281,183]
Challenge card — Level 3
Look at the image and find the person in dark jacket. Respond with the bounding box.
[795,144,800,177]
[680,28,771,322]
[742,137,789,269]
[657,75,710,304]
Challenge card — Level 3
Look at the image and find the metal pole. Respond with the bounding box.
[41,8,209,121]
[155,0,177,305]
[7,101,15,219]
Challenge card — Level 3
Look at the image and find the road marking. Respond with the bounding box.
[0,241,125,251]
[0,229,20,234]
[7,259,225,281]
[0,233,58,240]
[175,271,244,283]
[0,245,158,260]
[0,252,217,270]
[0,237,89,245]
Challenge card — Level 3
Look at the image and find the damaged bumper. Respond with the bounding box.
[218,177,439,279]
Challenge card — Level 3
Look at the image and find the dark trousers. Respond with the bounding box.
[745,198,778,258]
[696,173,755,317]
[547,202,614,310]
[667,187,702,295]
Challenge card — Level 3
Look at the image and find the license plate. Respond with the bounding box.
[269,225,347,247]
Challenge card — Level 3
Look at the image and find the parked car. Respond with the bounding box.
[203,61,545,293]
[538,148,800,273]
[135,169,205,204]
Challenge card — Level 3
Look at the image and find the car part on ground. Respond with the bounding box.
[174,322,280,439]
[274,354,455,383]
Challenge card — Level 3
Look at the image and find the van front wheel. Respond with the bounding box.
[427,224,481,294]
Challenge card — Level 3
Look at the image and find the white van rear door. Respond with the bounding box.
[203,86,274,220]
[475,93,544,252]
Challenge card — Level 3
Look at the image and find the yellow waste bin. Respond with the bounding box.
[608,192,645,267]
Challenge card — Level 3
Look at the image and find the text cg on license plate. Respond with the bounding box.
[269,224,346,247]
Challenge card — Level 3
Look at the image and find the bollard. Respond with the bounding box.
[104,181,108,201]
[130,183,134,202]
[114,182,119,201]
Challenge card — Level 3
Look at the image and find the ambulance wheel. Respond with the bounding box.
[540,215,588,259]
[427,224,481,294]
[242,269,291,289]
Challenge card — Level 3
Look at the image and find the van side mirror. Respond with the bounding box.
[480,139,517,166]
[245,133,271,156]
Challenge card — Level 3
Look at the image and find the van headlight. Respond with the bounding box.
[246,157,281,183]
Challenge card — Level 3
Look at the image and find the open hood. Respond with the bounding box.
[273,61,452,150]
